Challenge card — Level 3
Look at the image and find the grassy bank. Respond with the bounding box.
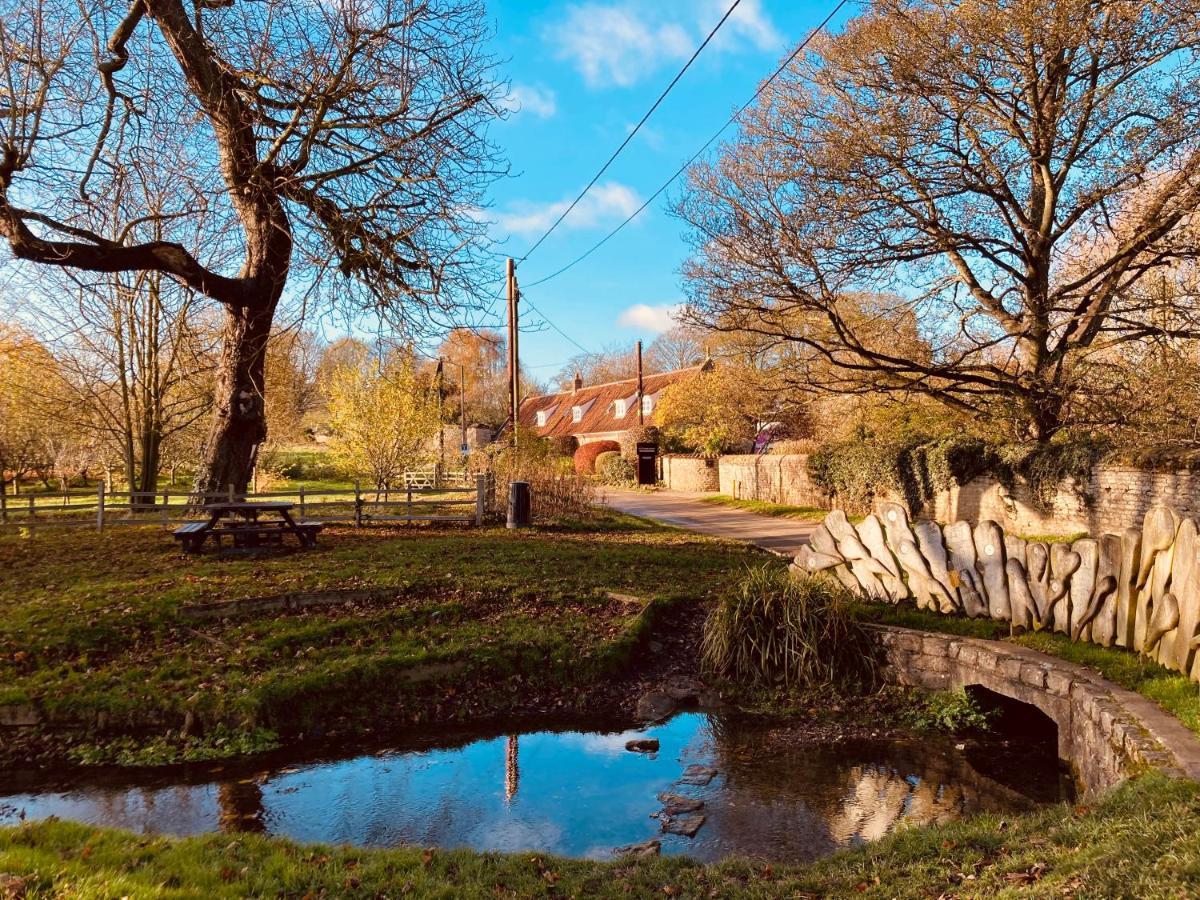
[852,602,1200,738]
[0,514,762,764]
[1,772,1196,898]
[698,494,828,521]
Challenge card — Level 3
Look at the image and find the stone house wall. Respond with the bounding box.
[661,455,720,492]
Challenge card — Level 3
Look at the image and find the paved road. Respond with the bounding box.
[601,489,817,557]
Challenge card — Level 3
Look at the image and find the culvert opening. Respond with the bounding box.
[961,684,1076,803]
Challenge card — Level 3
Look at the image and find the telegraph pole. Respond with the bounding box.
[436,357,445,480]
[458,362,467,458]
[506,257,520,445]
[637,339,645,425]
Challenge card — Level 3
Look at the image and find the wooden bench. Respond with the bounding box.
[173,521,209,552]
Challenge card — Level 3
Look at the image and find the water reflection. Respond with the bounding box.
[0,714,1067,863]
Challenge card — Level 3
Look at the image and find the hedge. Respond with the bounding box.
[574,440,620,475]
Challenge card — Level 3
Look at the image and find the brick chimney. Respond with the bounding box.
[573,371,583,393]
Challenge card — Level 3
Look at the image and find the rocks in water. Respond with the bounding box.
[635,691,676,723]
[614,838,661,858]
[657,792,704,815]
[661,813,706,837]
[625,738,659,753]
[662,675,704,702]
[678,764,718,786]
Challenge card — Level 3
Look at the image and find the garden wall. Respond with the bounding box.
[718,454,827,507]
[717,454,1200,536]
[661,455,719,493]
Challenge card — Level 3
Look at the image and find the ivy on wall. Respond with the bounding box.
[808,434,1110,514]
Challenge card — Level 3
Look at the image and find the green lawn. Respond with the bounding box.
[699,494,830,521]
[0,514,763,764]
[1,772,1196,898]
[852,602,1200,738]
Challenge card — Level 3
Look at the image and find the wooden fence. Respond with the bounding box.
[0,474,490,531]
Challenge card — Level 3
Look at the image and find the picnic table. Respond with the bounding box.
[174,501,322,553]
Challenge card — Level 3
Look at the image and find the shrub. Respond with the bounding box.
[906,689,992,733]
[595,451,635,485]
[701,567,878,690]
[574,440,620,475]
[1001,435,1109,508]
[548,434,579,458]
[808,434,1003,514]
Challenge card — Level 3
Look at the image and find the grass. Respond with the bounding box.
[0,772,1197,897]
[699,494,829,520]
[0,512,763,764]
[852,602,1200,738]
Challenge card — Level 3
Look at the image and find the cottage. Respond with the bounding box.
[517,361,711,445]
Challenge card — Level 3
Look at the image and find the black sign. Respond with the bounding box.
[635,442,658,485]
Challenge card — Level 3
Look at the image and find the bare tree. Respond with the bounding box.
[646,323,707,372]
[0,0,504,492]
[678,0,1200,441]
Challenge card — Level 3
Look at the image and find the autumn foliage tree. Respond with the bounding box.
[0,0,504,493]
[678,0,1200,442]
[324,347,440,490]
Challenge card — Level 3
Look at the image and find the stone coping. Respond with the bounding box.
[870,624,1200,794]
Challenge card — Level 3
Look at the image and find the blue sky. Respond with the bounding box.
[478,0,852,375]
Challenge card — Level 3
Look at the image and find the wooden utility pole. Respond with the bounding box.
[436,357,445,478]
[637,339,645,425]
[459,362,468,458]
[506,257,520,444]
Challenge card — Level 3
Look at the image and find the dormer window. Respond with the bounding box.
[572,405,583,423]
[641,394,654,415]
[536,410,547,427]
[614,399,626,419]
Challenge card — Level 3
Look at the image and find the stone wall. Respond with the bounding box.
[718,454,828,507]
[872,625,1200,794]
[934,466,1200,536]
[716,453,1200,536]
[661,455,720,493]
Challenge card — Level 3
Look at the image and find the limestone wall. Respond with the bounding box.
[718,454,827,507]
[872,625,1200,793]
[661,455,719,493]
[934,466,1200,536]
[716,453,1200,536]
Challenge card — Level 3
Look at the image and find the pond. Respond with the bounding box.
[0,713,1072,863]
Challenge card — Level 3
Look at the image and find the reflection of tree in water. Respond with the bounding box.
[218,780,266,833]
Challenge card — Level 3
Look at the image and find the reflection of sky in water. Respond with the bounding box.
[0,714,1051,863]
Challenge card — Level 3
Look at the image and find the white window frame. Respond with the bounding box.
[572,405,583,423]
[536,410,547,427]
[614,398,626,419]
[641,394,653,415]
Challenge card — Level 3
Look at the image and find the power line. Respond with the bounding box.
[521,293,593,356]
[521,0,849,291]
[516,0,745,263]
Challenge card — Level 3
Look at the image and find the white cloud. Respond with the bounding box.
[545,1,783,89]
[707,0,784,52]
[494,181,642,237]
[618,303,683,333]
[503,83,558,119]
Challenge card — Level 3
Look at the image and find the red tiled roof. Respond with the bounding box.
[518,365,705,439]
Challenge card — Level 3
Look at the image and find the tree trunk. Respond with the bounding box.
[192,303,276,496]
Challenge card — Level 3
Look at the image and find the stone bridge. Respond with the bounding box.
[872,625,1200,794]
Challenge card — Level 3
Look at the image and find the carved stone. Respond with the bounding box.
[857,515,907,601]
[1047,544,1081,632]
[1006,558,1036,630]
[973,520,1010,620]
[1074,575,1117,641]
[1069,539,1098,641]
[1115,527,1142,648]
[944,521,986,617]
[1145,593,1181,657]
[1169,520,1200,675]
[1092,534,1123,647]
[914,521,957,610]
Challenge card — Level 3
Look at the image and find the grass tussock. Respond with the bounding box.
[701,568,877,690]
